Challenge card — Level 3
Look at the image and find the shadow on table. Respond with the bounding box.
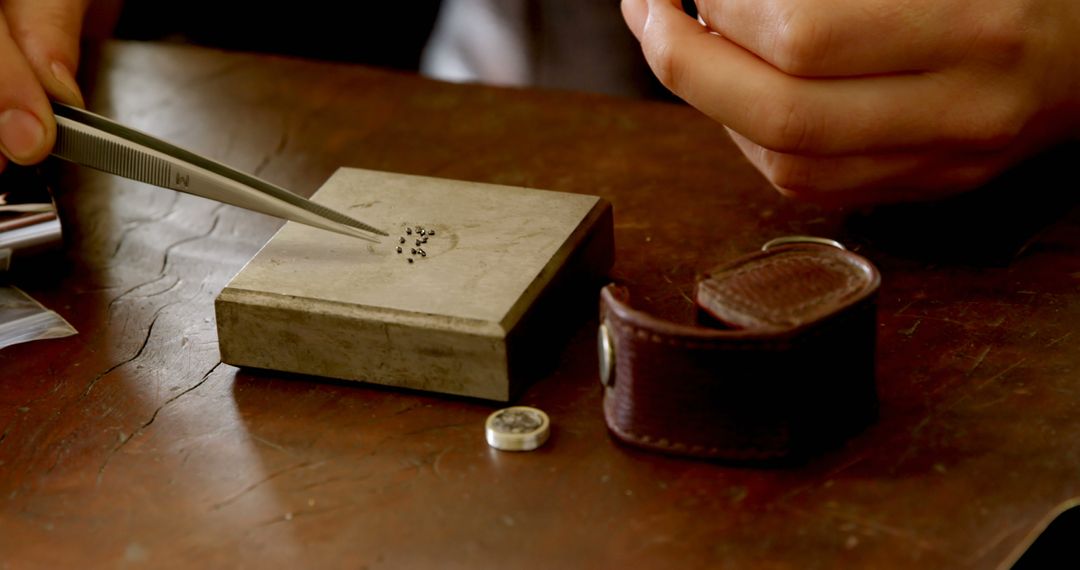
[847,143,1080,266]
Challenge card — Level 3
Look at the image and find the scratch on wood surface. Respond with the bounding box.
[803,506,955,560]
[976,359,1028,391]
[299,473,375,492]
[402,422,472,436]
[776,454,870,504]
[897,319,921,336]
[391,402,422,417]
[44,438,69,474]
[79,300,178,399]
[251,503,353,529]
[210,460,317,511]
[895,314,974,327]
[432,446,453,482]
[838,514,942,554]
[97,362,223,483]
[250,434,291,455]
[1046,331,1072,348]
[889,297,915,315]
[966,346,992,377]
[968,393,1012,411]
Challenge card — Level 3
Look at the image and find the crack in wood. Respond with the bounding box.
[209,461,317,511]
[107,274,171,312]
[158,204,225,275]
[110,191,181,260]
[79,303,170,400]
[96,361,224,483]
[251,123,291,178]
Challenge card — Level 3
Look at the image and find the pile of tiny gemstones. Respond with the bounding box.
[395,225,435,263]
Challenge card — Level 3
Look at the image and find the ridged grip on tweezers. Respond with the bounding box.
[50,103,386,239]
[53,120,173,188]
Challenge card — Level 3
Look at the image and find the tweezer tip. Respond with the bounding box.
[353,224,388,237]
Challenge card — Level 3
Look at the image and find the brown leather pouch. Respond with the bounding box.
[598,238,881,462]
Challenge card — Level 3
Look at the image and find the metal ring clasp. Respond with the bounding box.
[761,235,847,252]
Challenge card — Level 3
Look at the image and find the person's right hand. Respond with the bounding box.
[622,0,1080,205]
[0,0,89,174]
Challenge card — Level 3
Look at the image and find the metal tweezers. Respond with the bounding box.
[49,102,386,242]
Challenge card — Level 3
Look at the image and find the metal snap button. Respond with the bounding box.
[598,322,615,388]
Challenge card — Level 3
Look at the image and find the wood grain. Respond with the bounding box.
[0,40,1078,569]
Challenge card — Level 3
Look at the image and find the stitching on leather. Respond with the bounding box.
[712,257,857,316]
[609,319,792,351]
[614,425,789,459]
[707,256,862,320]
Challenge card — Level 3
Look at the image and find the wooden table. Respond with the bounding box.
[2,41,1078,569]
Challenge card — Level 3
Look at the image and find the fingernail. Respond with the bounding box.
[50,61,85,108]
[0,109,47,163]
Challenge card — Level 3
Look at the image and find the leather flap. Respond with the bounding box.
[695,244,880,331]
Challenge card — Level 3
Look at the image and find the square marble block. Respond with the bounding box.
[216,168,613,401]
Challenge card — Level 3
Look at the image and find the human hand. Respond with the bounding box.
[0,0,89,174]
[621,0,1080,204]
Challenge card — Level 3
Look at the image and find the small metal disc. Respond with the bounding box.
[485,406,550,451]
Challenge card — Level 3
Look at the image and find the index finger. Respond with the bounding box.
[0,11,53,166]
[4,0,89,107]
